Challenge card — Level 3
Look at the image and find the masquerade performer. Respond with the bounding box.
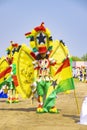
[12,22,75,113]
[32,46,58,113]
[0,41,20,103]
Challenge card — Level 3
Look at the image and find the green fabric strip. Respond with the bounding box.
[0,76,13,89]
[43,87,57,112]
[43,78,75,112]
[12,64,16,74]
[56,77,75,94]
[37,80,50,97]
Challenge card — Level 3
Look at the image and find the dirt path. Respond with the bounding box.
[0,81,87,130]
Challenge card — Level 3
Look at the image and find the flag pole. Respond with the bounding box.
[73,89,80,114]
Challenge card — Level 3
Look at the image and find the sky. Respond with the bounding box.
[0,0,87,57]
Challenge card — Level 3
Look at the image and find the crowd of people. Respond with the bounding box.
[72,66,87,82]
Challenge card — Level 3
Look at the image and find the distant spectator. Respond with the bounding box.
[79,69,83,81]
[72,67,77,78]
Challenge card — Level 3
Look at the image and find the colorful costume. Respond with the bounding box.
[0,23,75,112]
[19,22,74,113]
[0,41,20,103]
[32,46,58,112]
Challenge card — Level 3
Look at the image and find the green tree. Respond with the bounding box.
[72,56,82,61]
[81,53,87,61]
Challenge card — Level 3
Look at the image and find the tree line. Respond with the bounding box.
[72,53,87,61]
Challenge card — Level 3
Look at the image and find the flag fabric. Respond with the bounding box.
[0,66,12,79]
[55,57,75,93]
[0,66,12,88]
[0,64,19,89]
[43,57,75,112]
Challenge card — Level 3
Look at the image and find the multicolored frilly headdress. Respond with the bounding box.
[6,41,21,57]
[25,22,53,54]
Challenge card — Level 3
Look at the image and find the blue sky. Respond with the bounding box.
[0,0,87,57]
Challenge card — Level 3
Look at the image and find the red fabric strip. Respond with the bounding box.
[12,75,19,87]
[55,58,70,75]
[0,66,12,78]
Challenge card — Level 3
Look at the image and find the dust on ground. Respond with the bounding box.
[0,81,87,130]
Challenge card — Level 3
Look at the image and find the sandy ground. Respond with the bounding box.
[0,81,87,130]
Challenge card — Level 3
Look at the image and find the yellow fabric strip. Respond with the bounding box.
[0,73,10,84]
[54,66,72,83]
[46,86,54,98]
